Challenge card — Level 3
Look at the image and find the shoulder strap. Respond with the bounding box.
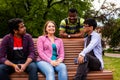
[65,18,80,26]
[76,17,82,32]
[65,18,69,27]
[77,17,80,27]
[64,18,69,34]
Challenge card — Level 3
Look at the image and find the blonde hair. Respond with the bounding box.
[43,20,56,35]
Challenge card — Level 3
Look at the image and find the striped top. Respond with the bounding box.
[59,17,84,34]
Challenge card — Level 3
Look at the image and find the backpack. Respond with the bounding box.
[65,17,82,34]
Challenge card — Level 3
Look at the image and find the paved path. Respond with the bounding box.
[105,53,120,58]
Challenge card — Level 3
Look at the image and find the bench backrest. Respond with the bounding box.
[0,38,113,80]
[0,38,84,72]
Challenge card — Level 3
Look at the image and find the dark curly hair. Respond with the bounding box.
[8,18,23,34]
[68,8,78,13]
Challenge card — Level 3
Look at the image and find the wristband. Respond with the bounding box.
[68,34,71,38]
[12,64,17,67]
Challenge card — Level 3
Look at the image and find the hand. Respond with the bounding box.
[18,64,27,72]
[51,60,61,66]
[56,59,62,66]
[78,55,84,64]
[13,64,21,73]
[55,60,60,66]
[50,60,56,66]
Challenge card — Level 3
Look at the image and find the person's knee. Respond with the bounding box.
[28,62,38,71]
[0,64,9,79]
[0,64,5,68]
[57,63,68,80]
[86,53,89,57]
[0,66,4,74]
[85,54,91,60]
[47,67,54,75]
[0,64,7,73]
[57,63,67,75]
[45,67,55,80]
[59,63,67,70]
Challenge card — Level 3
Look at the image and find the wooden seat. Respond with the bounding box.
[0,38,113,80]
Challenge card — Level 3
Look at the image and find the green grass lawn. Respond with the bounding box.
[104,56,120,80]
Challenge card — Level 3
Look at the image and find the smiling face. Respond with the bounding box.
[68,12,77,23]
[46,22,55,34]
[43,21,56,35]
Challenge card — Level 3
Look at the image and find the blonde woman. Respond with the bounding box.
[36,21,68,80]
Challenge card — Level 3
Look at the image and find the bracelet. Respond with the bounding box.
[12,64,17,67]
[67,34,71,38]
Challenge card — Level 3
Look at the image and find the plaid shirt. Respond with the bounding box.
[0,33,35,64]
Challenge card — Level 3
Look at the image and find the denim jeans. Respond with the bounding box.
[0,62,38,80]
[36,61,68,80]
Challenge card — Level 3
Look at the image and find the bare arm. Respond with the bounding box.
[24,58,32,67]
[4,60,21,73]
[59,29,84,38]
[59,30,68,38]
[4,60,17,68]
[19,58,33,72]
[70,29,84,38]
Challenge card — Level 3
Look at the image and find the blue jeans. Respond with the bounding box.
[36,61,68,80]
[0,62,38,80]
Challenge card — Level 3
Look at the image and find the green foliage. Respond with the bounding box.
[105,48,113,53]
[102,18,120,47]
[109,19,120,47]
[0,0,92,38]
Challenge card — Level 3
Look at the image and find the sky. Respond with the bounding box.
[92,0,120,26]
[92,0,120,10]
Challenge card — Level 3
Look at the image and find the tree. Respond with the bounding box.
[92,0,120,47]
[101,3,120,47]
[0,0,92,37]
[102,18,120,47]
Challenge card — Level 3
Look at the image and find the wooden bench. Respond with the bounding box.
[0,38,113,80]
